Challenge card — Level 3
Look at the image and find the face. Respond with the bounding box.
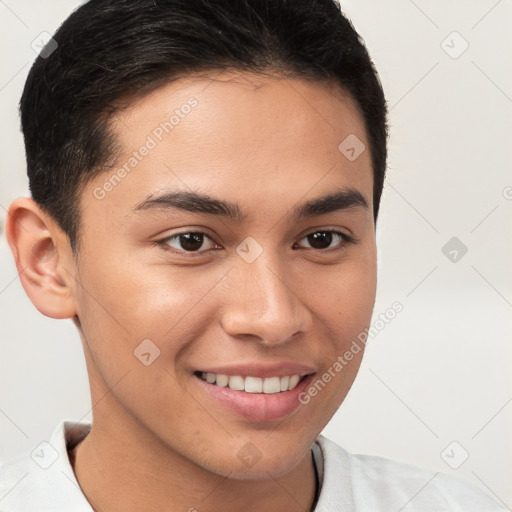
[72,71,377,479]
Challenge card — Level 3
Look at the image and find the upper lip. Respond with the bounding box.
[195,362,316,379]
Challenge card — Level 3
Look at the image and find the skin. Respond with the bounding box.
[6,71,377,512]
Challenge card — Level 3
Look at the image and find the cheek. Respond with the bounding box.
[314,245,377,340]
[74,251,221,374]
[336,265,376,339]
[303,244,376,394]
[296,262,376,428]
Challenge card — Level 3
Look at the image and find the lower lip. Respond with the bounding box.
[194,373,315,422]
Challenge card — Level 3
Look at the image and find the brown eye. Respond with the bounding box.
[177,233,205,251]
[161,232,218,253]
[296,230,352,251]
[306,231,334,249]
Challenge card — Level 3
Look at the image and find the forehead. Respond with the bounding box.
[87,71,372,220]
[112,70,367,149]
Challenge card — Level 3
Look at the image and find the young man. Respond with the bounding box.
[1,0,505,510]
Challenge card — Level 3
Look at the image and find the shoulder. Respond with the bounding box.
[316,435,507,512]
[0,421,93,511]
[0,451,54,511]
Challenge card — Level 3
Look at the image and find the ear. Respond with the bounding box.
[5,197,78,319]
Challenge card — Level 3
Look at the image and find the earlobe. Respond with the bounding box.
[5,197,77,319]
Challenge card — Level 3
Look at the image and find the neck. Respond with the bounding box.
[69,402,317,512]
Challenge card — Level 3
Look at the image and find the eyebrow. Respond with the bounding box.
[132,187,368,221]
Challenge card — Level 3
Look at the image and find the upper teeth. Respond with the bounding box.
[200,373,301,393]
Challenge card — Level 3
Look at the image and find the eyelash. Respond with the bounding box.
[155,229,355,257]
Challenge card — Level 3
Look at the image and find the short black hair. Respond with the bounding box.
[20,0,388,252]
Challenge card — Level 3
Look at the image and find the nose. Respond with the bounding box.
[220,254,313,346]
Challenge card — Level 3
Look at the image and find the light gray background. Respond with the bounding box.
[1,0,511,507]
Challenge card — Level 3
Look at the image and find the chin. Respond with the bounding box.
[203,438,313,481]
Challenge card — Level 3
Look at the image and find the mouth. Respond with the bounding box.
[192,369,316,422]
[194,371,306,394]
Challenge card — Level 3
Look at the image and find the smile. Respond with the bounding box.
[197,372,302,394]
[193,369,316,422]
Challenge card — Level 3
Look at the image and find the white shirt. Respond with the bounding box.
[0,420,506,511]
